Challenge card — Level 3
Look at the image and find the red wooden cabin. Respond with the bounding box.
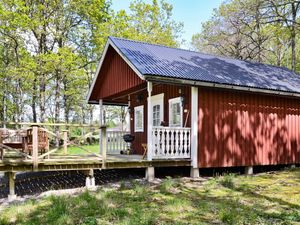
[88,36,300,174]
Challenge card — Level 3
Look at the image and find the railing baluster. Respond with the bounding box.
[175,130,179,156]
[106,131,129,154]
[151,126,191,159]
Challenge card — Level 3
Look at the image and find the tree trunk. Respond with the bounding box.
[291,2,296,72]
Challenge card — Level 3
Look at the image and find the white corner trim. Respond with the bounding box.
[191,86,198,168]
[147,81,153,161]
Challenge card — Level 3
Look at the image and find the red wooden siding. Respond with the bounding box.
[129,84,191,154]
[198,87,300,168]
[89,46,145,102]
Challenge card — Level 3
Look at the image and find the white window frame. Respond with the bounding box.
[134,105,144,132]
[169,97,183,127]
[150,93,164,127]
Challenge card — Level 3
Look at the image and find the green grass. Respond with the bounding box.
[1,168,300,225]
[56,145,99,155]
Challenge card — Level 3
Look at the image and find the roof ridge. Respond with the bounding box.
[108,36,296,74]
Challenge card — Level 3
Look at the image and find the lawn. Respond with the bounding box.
[0,168,300,225]
[56,144,100,155]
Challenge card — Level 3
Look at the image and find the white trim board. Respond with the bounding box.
[86,38,145,104]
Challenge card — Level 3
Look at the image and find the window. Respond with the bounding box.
[153,104,161,126]
[150,94,164,127]
[169,97,183,127]
[134,105,144,132]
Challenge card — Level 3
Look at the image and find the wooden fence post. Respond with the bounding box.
[63,130,68,154]
[32,125,39,170]
[56,130,60,148]
[7,172,16,200]
[101,125,107,168]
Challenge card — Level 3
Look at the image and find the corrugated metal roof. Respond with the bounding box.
[109,36,300,94]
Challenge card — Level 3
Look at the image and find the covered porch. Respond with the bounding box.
[98,81,195,161]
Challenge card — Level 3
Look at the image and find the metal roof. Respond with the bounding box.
[109,36,300,95]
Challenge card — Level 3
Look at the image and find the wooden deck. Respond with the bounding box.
[0,153,191,172]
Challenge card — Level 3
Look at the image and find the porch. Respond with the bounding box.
[97,80,196,162]
[104,126,191,159]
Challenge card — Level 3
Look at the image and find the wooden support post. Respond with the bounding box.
[32,125,39,170]
[145,166,155,182]
[147,82,153,161]
[191,86,199,178]
[63,130,68,155]
[99,99,103,155]
[85,169,95,189]
[7,172,16,201]
[290,164,296,169]
[101,125,107,168]
[245,166,253,175]
[127,96,131,132]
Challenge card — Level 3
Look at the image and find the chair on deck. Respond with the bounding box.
[22,128,49,155]
[141,143,147,159]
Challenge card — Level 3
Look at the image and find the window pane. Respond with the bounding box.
[134,106,143,131]
[153,104,161,126]
[171,102,181,127]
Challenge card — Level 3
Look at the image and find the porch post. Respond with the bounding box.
[191,86,199,178]
[127,96,131,132]
[32,125,39,170]
[147,81,153,161]
[99,99,103,154]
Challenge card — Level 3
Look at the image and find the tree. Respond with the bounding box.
[263,0,300,71]
[192,0,269,62]
[191,0,300,73]
[0,0,183,125]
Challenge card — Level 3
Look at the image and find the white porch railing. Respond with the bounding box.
[106,131,129,154]
[152,126,191,159]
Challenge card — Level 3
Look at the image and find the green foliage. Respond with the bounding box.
[192,0,300,72]
[0,0,182,124]
[1,169,300,224]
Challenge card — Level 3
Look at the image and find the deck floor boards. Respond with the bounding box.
[0,153,191,172]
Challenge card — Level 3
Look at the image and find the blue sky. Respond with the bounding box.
[111,0,224,48]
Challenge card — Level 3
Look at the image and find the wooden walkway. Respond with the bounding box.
[0,154,191,172]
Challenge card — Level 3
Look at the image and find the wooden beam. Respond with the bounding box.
[101,125,107,168]
[7,172,16,200]
[63,130,68,155]
[147,82,153,161]
[32,125,39,170]
[99,99,103,155]
[1,122,98,128]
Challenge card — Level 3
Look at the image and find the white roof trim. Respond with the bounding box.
[145,75,300,98]
[108,39,145,81]
[86,41,110,103]
[86,38,145,104]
